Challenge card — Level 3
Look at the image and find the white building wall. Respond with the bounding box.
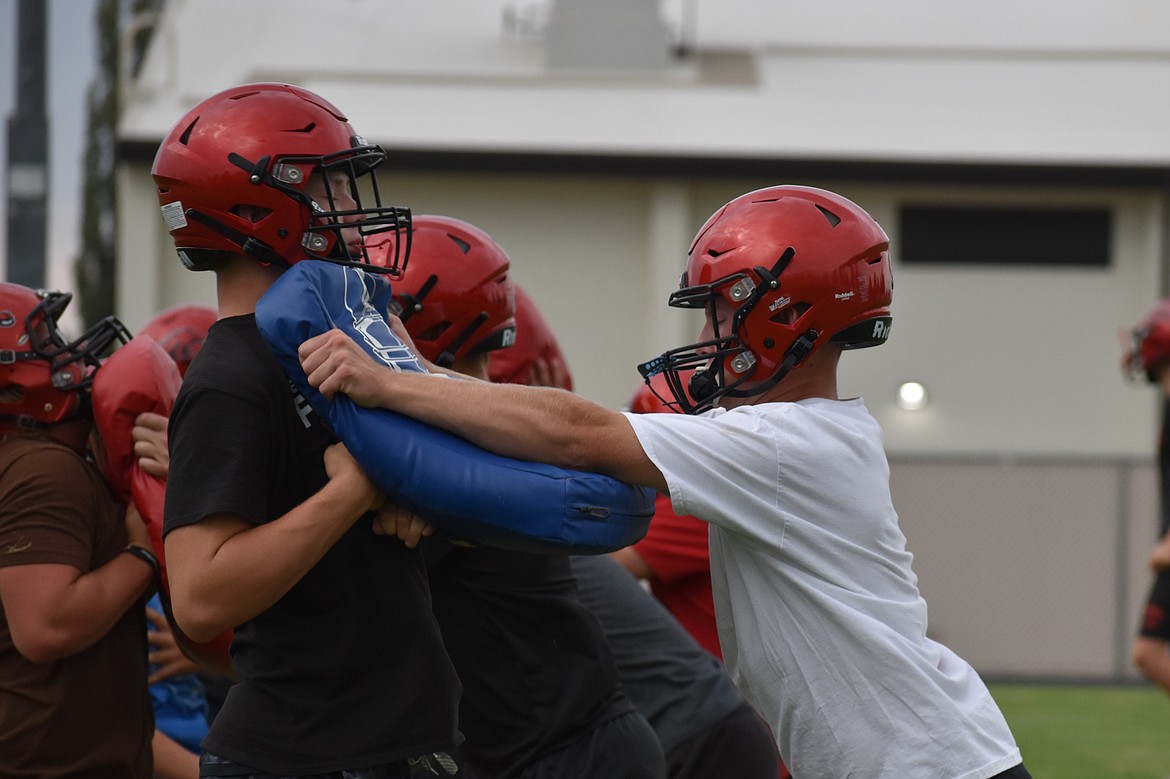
[123,162,1166,457]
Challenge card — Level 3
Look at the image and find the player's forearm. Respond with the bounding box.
[21,556,153,662]
[1151,532,1170,571]
[1143,658,1170,696]
[380,371,607,470]
[1134,637,1170,695]
[151,728,200,779]
[610,546,653,580]
[166,479,370,642]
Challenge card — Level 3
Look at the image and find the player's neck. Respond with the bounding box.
[215,256,284,318]
[753,349,841,406]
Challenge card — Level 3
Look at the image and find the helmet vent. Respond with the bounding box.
[178,117,199,145]
[447,234,472,254]
[815,205,842,227]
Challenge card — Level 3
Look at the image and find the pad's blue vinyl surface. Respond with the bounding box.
[256,261,653,553]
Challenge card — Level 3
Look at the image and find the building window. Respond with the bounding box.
[898,205,1112,266]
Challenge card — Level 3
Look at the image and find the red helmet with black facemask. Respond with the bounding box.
[151,83,411,275]
[372,215,516,368]
[0,283,130,433]
[639,185,893,414]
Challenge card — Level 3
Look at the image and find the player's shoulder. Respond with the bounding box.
[0,434,91,487]
[182,315,281,393]
[0,434,85,466]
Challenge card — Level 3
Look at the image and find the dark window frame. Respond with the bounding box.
[898,204,1113,267]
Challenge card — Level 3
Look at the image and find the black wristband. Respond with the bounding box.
[123,544,160,577]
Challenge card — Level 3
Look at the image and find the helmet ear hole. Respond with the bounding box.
[418,322,451,342]
[230,205,273,223]
[769,302,809,326]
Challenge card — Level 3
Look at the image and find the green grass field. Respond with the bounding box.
[989,683,1170,779]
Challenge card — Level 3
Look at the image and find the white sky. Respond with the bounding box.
[0,0,100,298]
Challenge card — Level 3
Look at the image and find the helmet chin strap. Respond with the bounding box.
[0,412,48,431]
[691,329,819,406]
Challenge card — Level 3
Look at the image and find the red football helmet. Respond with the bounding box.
[139,304,217,377]
[151,83,411,274]
[638,185,893,413]
[373,215,516,367]
[488,284,575,391]
[1126,299,1170,383]
[0,283,130,432]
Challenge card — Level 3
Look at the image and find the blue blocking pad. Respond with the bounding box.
[255,260,654,554]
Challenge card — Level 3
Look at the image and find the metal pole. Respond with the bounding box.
[5,0,49,287]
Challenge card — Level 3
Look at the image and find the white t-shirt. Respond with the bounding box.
[624,397,1022,779]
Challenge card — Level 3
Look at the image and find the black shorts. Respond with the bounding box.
[199,752,432,779]
[514,709,665,779]
[1138,568,1170,641]
[663,700,780,779]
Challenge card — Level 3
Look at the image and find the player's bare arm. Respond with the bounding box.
[165,442,383,642]
[299,328,668,493]
[610,546,654,580]
[1150,530,1170,572]
[0,503,155,663]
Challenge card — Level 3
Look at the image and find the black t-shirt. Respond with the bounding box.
[164,315,461,774]
[424,539,631,777]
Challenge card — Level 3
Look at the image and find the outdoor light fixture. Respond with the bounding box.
[896,381,928,411]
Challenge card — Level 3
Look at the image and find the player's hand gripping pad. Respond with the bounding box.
[255,261,654,554]
[91,335,235,678]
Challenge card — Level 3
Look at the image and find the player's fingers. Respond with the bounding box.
[373,503,402,537]
[395,511,413,542]
[145,606,168,629]
[135,411,169,433]
[550,360,569,391]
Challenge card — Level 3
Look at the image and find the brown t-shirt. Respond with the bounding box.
[0,434,152,778]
